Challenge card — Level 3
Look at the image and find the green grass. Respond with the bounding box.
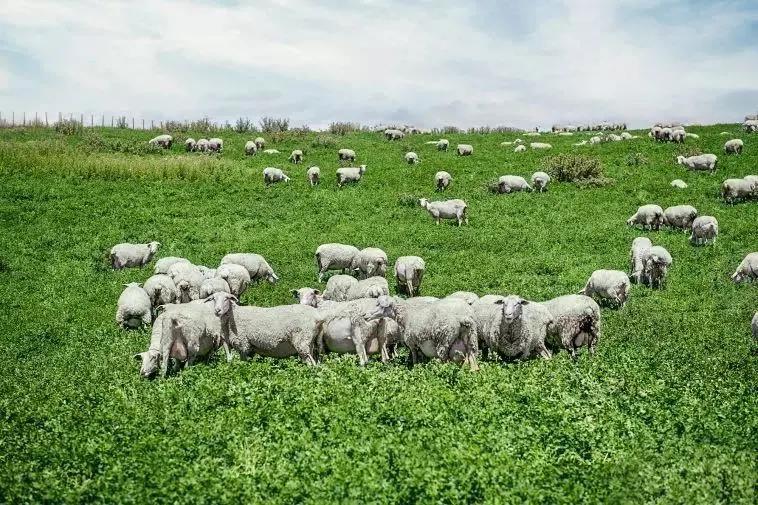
[0,124,756,503]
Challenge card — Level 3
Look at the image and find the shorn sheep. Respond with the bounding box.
[350,247,388,279]
[663,205,698,230]
[336,165,366,187]
[497,175,532,194]
[116,283,152,329]
[142,274,178,308]
[435,171,452,191]
[220,253,279,284]
[307,166,321,186]
[626,205,664,230]
[148,134,172,149]
[394,256,425,296]
[642,246,673,288]
[419,198,468,226]
[531,172,550,192]
[244,141,257,155]
[723,139,743,155]
[263,167,290,185]
[579,270,630,307]
[315,243,360,282]
[456,144,473,156]
[110,242,161,270]
[289,150,304,164]
[405,152,420,164]
[689,216,718,245]
[721,179,753,204]
[629,237,652,284]
[338,148,356,162]
[731,252,758,283]
[676,154,717,173]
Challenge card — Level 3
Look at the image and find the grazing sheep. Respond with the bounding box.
[629,237,653,284]
[456,144,473,156]
[721,178,754,203]
[254,137,266,150]
[244,141,257,155]
[744,120,758,132]
[724,139,743,154]
[435,171,452,191]
[405,152,420,164]
[154,257,191,275]
[642,246,673,288]
[689,216,718,245]
[473,295,553,362]
[419,198,468,226]
[336,165,367,187]
[185,138,196,152]
[579,270,631,307]
[384,129,405,140]
[351,247,388,279]
[626,204,664,230]
[670,179,688,189]
[199,277,230,299]
[116,283,152,329]
[289,149,304,164]
[142,274,178,309]
[394,256,425,297]
[338,148,356,162]
[195,139,210,152]
[446,291,479,305]
[676,154,718,173]
[531,171,550,192]
[514,145,527,153]
[110,242,161,270]
[168,262,204,303]
[607,134,623,142]
[573,140,588,146]
[540,294,601,358]
[686,133,700,139]
[589,136,602,145]
[220,253,279,284]
[208,138,223,153]
[530,142,552,150]
[216,263,251,298]
[663,205,698,230]
[148,134,173,149]
[307,166,321,186]
[620,132,633,140]
[263,149,280,154]
[732,253,758,283]
[497,175,532,194]
[744,175,758,191]
[323,274,358,301]
[670,130,686,143]
[437,139,449,151]
[263,167,290,185]
[315,244,360,282]
[208,292,321,365]
[346,276,389,300]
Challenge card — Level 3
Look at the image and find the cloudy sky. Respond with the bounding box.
[1,0,757,129]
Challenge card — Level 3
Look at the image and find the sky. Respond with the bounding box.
[1,0,757,130]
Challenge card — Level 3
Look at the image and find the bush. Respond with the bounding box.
[329,122,361,135]
[82,132,164,155]
[545,154,604,182]
[441,126,462,134]
[260,116,289,133]
[115,116,129,129]
[164,120,188,133]
[397,194,422,207]
[626,152,648,166]
[312,135,338,148]
[234,117,255,134]
[54,119,83,136]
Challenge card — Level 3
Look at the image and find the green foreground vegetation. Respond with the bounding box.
[0,124,755,503]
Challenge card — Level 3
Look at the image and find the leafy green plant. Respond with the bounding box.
[54,118,83,135]
[545,154,605,183]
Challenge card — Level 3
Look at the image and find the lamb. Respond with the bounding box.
[435,171,452,191]
[244,141,257,155]
[540,294,601,358]
[116,283,152,329]
[579,270,631,307]
[724,139,743,155]
[142,274,178,308]
[394,256,425,297]
[262,149,280,154]
[419,198,468,226]
[168,262,204,303]
[216,263,251,298]
[629,237,652,284]
[220,253,279,284]
[445,291,479,305]
[670,130,686,143]
[670,179,688,189]
[731,253,758,283]
[263,167,290,185]
[663,205,698,230]
[497,175,532,194]
[351,247,388,279]
[323,274,358,301]
[199,277,230,299]
[641,246,673,288]
[207,292,321,365]
[195,139,210,152]
[315,243,360,282]
[336,165,367,187]
[307,166,320,186]
[207,138,223,153]
[384,129,405,140]
[721,178,754,203]
[254,137,266,150]
[346,276,389,300]
[456,144,473,156]
[531,172,550,192]
[473,295,553,362]
[148,134,173,149]
[436,139,449,151]
[676,154,718,173]
[405,152,420,164]
[110,242,161,269]
[689,216,718,245]
[338,148,356,162]
[530,142,552,150]
[514,145,527,153]
[626,204,664,230]
[154,256,191,275]
[185,138,196,152]
[289,149,304,164]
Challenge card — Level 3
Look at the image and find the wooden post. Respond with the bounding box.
[23,112,26,126]
[12,112,15,125]
[35,112,38,125]
[45,112,48,126]
[142,119,145,129]
[80,113,83,125]
[132,117,135,129]
[102,115,104,127]
[111,116,114,127]
[151,120,154,129]
[59,112,62,122]
[91,114,93,127]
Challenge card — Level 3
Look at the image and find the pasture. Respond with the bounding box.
[0,124,756,503]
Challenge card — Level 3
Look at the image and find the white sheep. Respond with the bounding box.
[323,274,358,301]
[346,276,389,300]
[307,166,321,187]
[642,246,673,288]
[629,237,652,284]
[689,216,718,245]
[721,178,754,204]
[110,242,161,270]
[514,145,527,153]
[338,148,356,162]
[315,243,360,282]
[670,179,688,189]
[263,167,290,185]
[220,253,279,284]
[168,262,204,303]
[579,269,631,307]
[670,130,686,143]
[154,257,191,275]
[589,136,602,145]
[148,134,173,149]
[437,139,449,151]
[445,291,479,305]
[384,129,405,140]
[405,152,420,164]
[263,149,280,154]
[351,247,388,279]
[254,137,266,150]
[142,274,178,308]
[731,253,758,283]
[208,138,223,153]
[195,139,210,152]
[289,149,304,164]
[530,142,552,150]
[497,175,532,194]
[196,265,216,280]
[477,295,506,304]
[116,283,152,329]
[244,141,257,155]
[216,263,251,298]
[686,133,700,139]
[394,256,425,297]
[456,144,473,156]
[677,154,718,173]
[724,139,743,155]
[336,165,366,187]
[540,294,601,358]
[626,204,664,230]
[620,132,633,140]
[744,175,758,195]
[435,171,452,191]
[531,172,550,192]
[663,205,698,230]
[199,277,230,299]
[419,198,468,226]
[185,138,196,152]
[573,140,588,146]
[473,295,553,361]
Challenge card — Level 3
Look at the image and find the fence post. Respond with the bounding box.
[91,114,93,127]
[23,112,26,126]
[59,112,62,122]
[151,120,154,129]
[45,112,48,126]
[102,115,104,127]
[142,119,145,129]
[132,117,135,129]
[111,116,114,127]
[12,112,15,125]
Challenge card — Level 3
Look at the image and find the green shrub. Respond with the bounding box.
[329,122,361,135]
[115,116,129,129]
[397,194,421,207]
[54,119,83,135]
[625,152,648,166]
[259,116,289,133]
[545,154,604,182]
[312,135,338,148]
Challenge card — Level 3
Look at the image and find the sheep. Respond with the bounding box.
[650,126,662,140]
[620,132,633,140]
[540,294,601,358]
[419,198,468,226]
[607,134,623,142]
[589,136,602,145]
[477,295,506,304]
[199,277,230,299]
[116,283,152,329]
[445,291,479,305]
[670,179,688,189]
[579,269,631,307]
[315,244,360,282]
[721,178,754,204]
[642,246,673,288]
[731,253,758,283]
[185,138,196,152]
[435,171,452,191]
[336,165,367,187]
[473,295,553,362]
[497,175,532,194]
[154,257,190,275]
[196,265,216,279]
[220,253,279,284]
[346,276,389,300]
[744,120,758,132]
[689,216,718,245]
[573,140,588,146]
[289,149,304,164]
[437,139,449,151]
[244,141,257,155]
[724,139,743,154]
[531,171,550,192]
[660,128,672,142]
[338,148,356,162]
[686,133,700,139]
[254,137,266,150]
[216,263,251,298]
[530,142,552,150]
[676,154,718,173]
[626,204,664,230]
[351,247,388,279]
[195,139,210,152]
[263,167,290,186]
[663,205,698,231]
[394,256,425,297]
[514,145,527,153]
[208,138,223,153]
[384,129,404,140]
[405,152,420,164]
[168,262,204,303]
[262,149,280,154]
[744,175,758,194]
[456,144,473,156]
[670,130,686,143]
[629,237,652,284]
[148,134,173,149]
[110,242,161,270]
[142,274,178,308]
[323,274,358,301]
[525,132,541,136]
[207,292,321,365]
[307,166,320,186]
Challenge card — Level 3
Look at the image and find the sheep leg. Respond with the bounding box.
[537,342,552,360]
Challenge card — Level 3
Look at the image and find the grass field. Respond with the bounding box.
[0,124,756,503]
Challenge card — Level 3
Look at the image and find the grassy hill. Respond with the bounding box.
[0,124,755,503]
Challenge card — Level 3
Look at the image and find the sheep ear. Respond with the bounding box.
[494,299,504,305]
[313,289,321,295]
[133,353,144,362]
[291,289,299,299]
[203,296,214,303]
[230,295,239,304]
[520,300,530,306]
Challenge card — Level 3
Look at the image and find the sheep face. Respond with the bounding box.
[419,198,429,209]
[148,241,161,254]
[497,296,528,324]
[292,288,320,307]
[205,292,238,318]
[364,296,395,322]
[134,350,160,379]
[266,272,279,284]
